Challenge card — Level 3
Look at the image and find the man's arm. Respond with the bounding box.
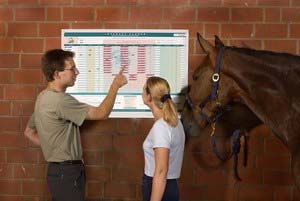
[24,125,40,146]
[86,67,127,120]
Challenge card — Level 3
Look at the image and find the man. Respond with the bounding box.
[24,49,127,201]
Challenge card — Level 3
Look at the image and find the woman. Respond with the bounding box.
[142,76,185,201]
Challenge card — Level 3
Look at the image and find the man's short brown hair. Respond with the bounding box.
[41,49,75,82]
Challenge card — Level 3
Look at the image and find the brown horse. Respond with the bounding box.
[183,33,300,187]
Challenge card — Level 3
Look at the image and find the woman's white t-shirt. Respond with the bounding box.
[143,118,185,179]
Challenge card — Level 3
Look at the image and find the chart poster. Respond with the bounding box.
[62,29,188,118]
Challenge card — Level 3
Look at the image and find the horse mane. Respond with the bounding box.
[229,46,300,69]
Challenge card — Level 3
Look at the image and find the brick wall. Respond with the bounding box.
[0,0,300,200]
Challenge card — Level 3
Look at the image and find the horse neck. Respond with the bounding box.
[220,48,297,135]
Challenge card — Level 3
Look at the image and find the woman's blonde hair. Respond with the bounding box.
[145,77,178,127]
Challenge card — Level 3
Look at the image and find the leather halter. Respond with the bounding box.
[185,46,228,126]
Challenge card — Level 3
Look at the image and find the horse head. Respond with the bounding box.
[184,33,238,131]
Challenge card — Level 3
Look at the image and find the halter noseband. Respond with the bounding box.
[186,46,228,125]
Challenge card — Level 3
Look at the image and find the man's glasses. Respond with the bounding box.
[64,67,79,73]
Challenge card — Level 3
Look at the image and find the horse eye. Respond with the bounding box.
[192,74,198,81]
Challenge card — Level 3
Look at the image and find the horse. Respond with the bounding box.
[183,32,300,187]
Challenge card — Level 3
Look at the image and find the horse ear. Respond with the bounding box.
[197,32,214,54]
[214,35,224,49]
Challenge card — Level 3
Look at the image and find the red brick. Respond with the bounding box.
[229,39,262,49]
[22,180,49,196]
[0,85,3,99]
[171,23,203,39]
[0,7,13,21]
[113,135,143,150]
[265,8,280,22]
[8,0,37,5]
[81,119,117,133]
[258,0,289,6]
[0,180,21,194]
[206,186,237,201]
[72,22,104,29]
[224,0,256,6]
[222,24,254,38]
[82,150,103,165]
[0,117,20,132]
[15,8,45,21]
[117,118,136,134]
[103,150,119,166]
[0,38,13,53]
[74,0,104,5]
[112,167,142,182]
[13,39,44,53]
[104,183,136,198]
[135,23,168,29]
[81,134,112,150]
[239,186,273,200]
[21,54,42,69]
[118,150,144,168]
[204,23,220,38]
[0,196,24,201]
[85,166,110,181]
[0,133,27,148]
[256,24,287,38]
[282,8,300,22]
[232,8,263,22]
[0,69,10,83]
[264,40,297,54]
[0,164,13,178]
[39,23,69,37]
[63,7,95,21]
[164,8,196,22]
[5,85,36,100]
[136,118,154,135]
[0,23,4,37]
[292,0,300,6]
[179,184,206,200]
[96,7,128,22]
[198,8,229,22]
[130,7,161,22]
[291,24,300,38]
[138,0,188,6]
[12,101,35,116]
[8,23,37,37]
[190,0,222,6]
[14,164,46,179]
[46,7,61,21]
[40,0,71,5]
[0,54,19,68]
[196,169,232,185]
[0,101,10,115]
[87,182,103,198]
[0,149,5,162]
[264,170,294,186]
[12,69,43,84]
[107,0,137,4]
[274,186,293,201]
[7,149,39,163]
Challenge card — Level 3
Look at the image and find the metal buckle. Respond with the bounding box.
[212,73,219,82]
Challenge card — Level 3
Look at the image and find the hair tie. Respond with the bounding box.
[160,94,171,103]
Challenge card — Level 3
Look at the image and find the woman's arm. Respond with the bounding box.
[151,147,169,201]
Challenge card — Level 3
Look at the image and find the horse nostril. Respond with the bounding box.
[193,75,198,81]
